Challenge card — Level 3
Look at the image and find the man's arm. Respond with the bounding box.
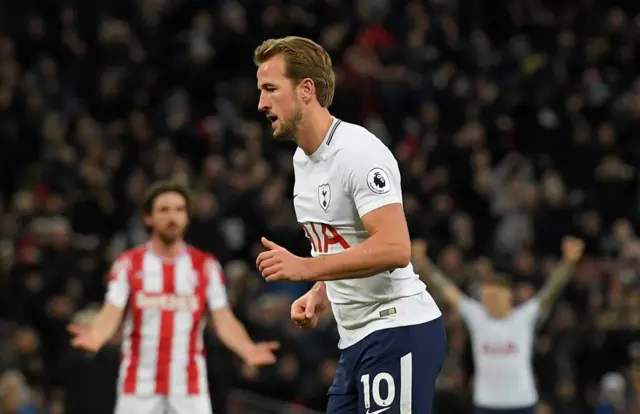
[206,257,278,365]
[91,258,131,347]
[210,307,258,359]
[86,304,125,347]
[306,281,327,297]
[538,236,584,311]
[411,240,463,309]
[304,203,410,281]
[304,143,411,281]
[70,257,129,351]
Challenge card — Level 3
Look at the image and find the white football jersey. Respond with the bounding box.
[293,117,441,348]
[459,296,541,408]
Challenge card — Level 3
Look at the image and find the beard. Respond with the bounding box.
[155,224,184,246]
[273,106,303,141]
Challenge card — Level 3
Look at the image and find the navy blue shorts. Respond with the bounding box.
[326,317,446,414]
[474,406,536,414]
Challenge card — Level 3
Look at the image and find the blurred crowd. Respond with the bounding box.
[0,0,639,413]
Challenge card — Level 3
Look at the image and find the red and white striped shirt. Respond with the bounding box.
[105,244,228,396]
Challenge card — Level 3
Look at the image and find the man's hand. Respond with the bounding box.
[562,236,585,262]
[242,341,280,366]
[68,324,102,353]
[291,287,328,329]
[257,238,312,282]
[538,235,583,310]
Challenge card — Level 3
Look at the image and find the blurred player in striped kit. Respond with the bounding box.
[69,181,279,414]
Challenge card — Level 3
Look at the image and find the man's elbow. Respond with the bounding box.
[211,307,235,332]
[385,241,411,269]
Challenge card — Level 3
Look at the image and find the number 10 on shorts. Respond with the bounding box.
[360,353,412,413]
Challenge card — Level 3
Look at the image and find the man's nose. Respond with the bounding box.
[258,92,270,112]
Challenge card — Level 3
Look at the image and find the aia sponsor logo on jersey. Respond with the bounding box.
[482,342,519,355]
[136,292,201,312]
[300,222,350,254]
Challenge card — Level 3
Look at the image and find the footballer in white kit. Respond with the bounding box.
[412,237,584,414]
[254,37,446,414]
[69,181,279,414]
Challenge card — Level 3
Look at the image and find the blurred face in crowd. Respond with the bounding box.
[481,282,513,318]
[257,55,303,139]
[0,375,23,412]
[144,191,188,245]
[613,219,633,243]
[13,328,38,355]
[536,403,553,414]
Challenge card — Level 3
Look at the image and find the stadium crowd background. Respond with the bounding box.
[0,0,639,413]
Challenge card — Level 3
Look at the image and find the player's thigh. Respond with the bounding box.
[114,395,165,414]
[326,351,359,414]
[167,393,213,414]
[356,318,447,414]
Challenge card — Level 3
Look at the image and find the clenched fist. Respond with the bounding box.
[562,236,585,262]
[257,238,312,282]
[291,285,327,330]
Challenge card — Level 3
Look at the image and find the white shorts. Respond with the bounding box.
[114,394,213,414]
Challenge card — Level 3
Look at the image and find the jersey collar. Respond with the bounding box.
[308,117,341,162]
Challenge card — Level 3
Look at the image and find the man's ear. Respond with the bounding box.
[299,78,315,104]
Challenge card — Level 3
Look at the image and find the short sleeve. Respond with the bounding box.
[514,297,542,326]
[105,257,131,309]
[205,258,228,311]
[338,142,402,218]
[458,296,487,332]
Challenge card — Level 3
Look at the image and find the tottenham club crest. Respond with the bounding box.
[318,183,331,211]
[366,167,391,194]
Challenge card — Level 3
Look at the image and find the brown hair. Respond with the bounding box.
[483,272,512,290]
[141,180,192,216]
[254,36,335,107]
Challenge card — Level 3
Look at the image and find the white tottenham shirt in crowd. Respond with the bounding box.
[293,117,442,349]
[459,296,541,409]
[106,244,228,396]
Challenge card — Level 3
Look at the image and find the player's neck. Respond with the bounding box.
[148,238,186,260]
[296,107,333,156]
[487,308,511,319]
